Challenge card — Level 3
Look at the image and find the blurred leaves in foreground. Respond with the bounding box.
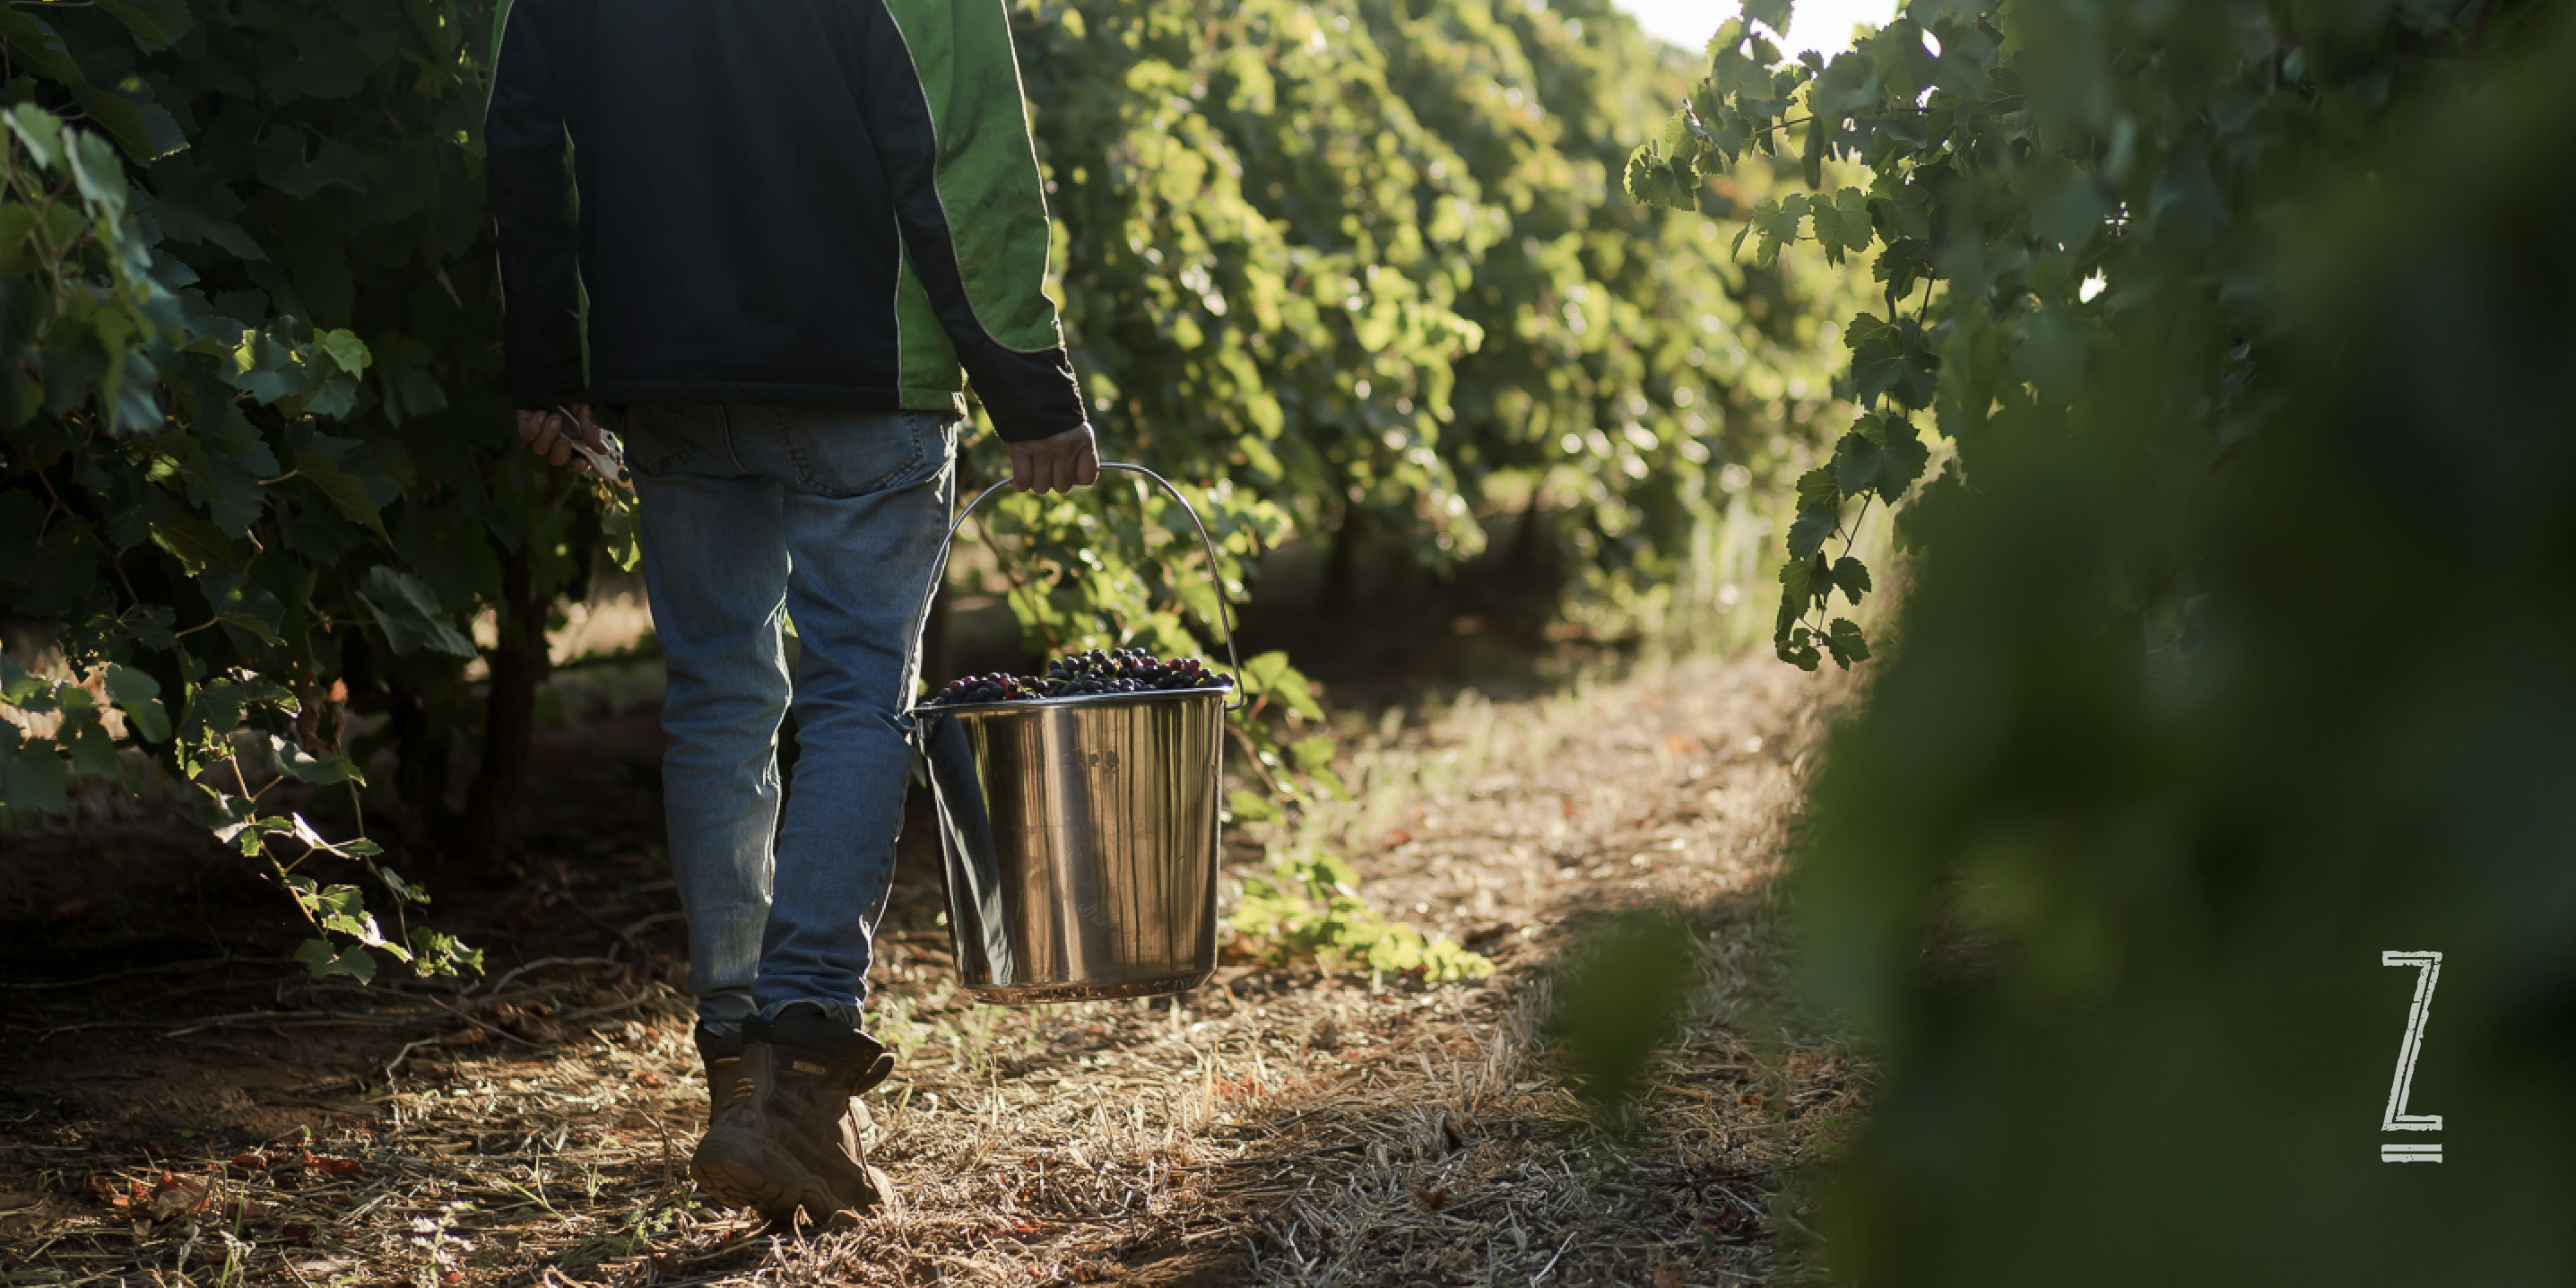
[1788,3,2576,1284]
[1549,910,1694,1111]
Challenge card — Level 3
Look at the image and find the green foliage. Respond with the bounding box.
[1229,849,1494,982]
[1774,2,2576,1283]
[0,0,567,979]
[4,0,1852,986]
[985,0,1859,668]
[1631,0,2503,670]
[1548,909,1692,1109]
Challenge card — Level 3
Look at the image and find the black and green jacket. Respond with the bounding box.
[484,0,1088,441]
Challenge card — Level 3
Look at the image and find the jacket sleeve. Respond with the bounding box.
[854,0,1090,443]
[484,0,585,410]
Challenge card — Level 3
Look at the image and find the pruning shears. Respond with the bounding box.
[545,404,632,491]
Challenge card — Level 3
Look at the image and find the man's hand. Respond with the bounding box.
[1006,424,1101,495]
[516,404,600,472]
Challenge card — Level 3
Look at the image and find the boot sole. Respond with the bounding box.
[690,1128,885,1223]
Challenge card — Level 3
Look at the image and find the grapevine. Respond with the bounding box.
[1626,0,2512,669]
[1,0,1855,979]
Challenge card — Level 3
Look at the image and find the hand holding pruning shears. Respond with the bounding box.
[514,403,631,489]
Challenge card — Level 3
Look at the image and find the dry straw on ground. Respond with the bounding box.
[4,652,1861,1287]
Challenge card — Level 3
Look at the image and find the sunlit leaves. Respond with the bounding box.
[1741,0,1793,39]
[1810,52,1879,120]
[1811,187,1875,265]
[1229,849,1492,982]
[292,937,377,983]
[1237,649,1321,721]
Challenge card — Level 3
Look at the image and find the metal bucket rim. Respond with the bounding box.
[906,680,1235,721]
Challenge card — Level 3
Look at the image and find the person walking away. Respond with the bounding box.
[483,0,1099,1223]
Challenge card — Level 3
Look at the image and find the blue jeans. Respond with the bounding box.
[623,404,958,1040]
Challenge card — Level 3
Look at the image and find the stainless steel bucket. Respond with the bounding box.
[905,464,1240,1005]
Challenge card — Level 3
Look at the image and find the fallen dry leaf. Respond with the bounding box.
[230,1151,273,1171]
[147,1172,212,1222]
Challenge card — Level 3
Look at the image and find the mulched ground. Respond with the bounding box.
[1,650,1858,1288]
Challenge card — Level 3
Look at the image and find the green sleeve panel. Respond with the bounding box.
[895,250,969,413]
[882,0,1062,355]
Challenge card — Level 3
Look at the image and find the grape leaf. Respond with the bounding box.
[1812,187,1875,265]
[292,449,385,532]
[0,13,80,87]
[95,0,193,50]
[269,734,362,785]
[1789,509,1839,560]
[1847,313,1937,409]
[1777,624,1822,671]
[1239,650,1322,720]
[66,715,119,776]
[1742,195,1809,267]
[1794,466,1840,511]
[2024,157,2112,248]
[4,742,70,814]
[357,567,477,658]
[0,651,46,705]
[293,938,377,983]
[68,82,186,163]
[1823,617,1869,668]
[1831,556,1872,605]
[1811,51,1880,119]
[104,663,170,744]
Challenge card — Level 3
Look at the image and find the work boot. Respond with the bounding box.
[689,1008,898,1223]
[694,1022,747,1129]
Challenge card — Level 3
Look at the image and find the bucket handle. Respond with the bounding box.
[910,461,1245,713]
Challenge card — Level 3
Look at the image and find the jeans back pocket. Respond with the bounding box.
[621,405,711,478]
[770,407,957,499]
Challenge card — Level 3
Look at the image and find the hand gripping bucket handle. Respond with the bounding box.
[905,460,1244,718]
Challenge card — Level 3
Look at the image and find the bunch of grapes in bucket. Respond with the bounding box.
[928,648,1230,707]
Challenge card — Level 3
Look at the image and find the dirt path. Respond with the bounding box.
[1,653,1853,1288]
